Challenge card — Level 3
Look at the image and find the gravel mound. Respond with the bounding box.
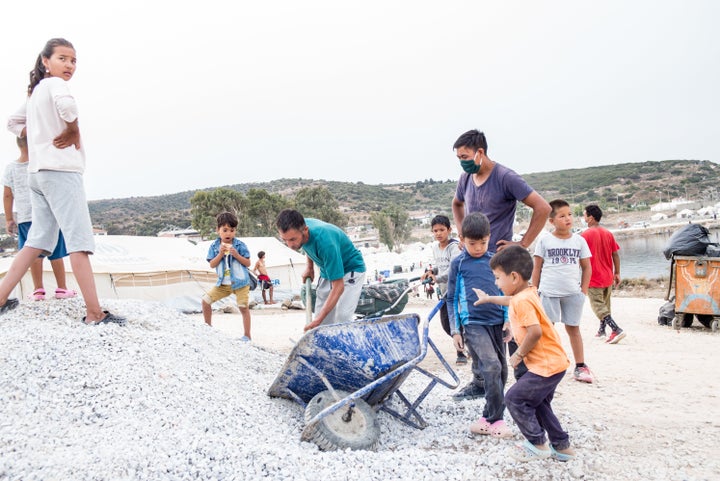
[0,299,702,480]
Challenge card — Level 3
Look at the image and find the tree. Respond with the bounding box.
[293,186,348,227]
[245,188,291,236]
[371,205,411,252]
[190,188,247,239]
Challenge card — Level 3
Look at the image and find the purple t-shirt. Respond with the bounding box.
[455,163,533,252]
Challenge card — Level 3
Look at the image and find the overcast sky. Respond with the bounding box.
[1,1,718,201]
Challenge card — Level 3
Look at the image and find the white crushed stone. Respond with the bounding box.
[0,299,713,481]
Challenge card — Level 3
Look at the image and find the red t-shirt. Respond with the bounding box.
[581,226,619,288]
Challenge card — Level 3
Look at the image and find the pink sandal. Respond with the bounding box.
[55,288,77,299]
[29,288,46,301]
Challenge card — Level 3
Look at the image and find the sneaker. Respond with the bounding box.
[0,298,19,315]
[594,329,606,339]
[452,382,485,401]
[456,352,468,365]
[606,329,626,344]
[239,336,251,342]
[573,366,594,383]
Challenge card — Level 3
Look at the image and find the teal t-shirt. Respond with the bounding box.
[302,218,366,280]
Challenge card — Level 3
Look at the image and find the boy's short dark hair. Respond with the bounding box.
[216,211,238,229]
[258,251,265,259]
[453,129,488,153]
[430,215,451,229]
[584,204,603,222]
[461,212,490,240]
[549,199,570,218]
[276,209,306,232]
[490,245,533,280]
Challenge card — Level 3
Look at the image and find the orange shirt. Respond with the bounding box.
[509,286,570,377]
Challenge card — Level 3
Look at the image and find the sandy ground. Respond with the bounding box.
[193,293,720,478]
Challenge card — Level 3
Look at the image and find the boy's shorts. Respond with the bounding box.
[18,222,69,260]
[540,292,585,327]
[202,285,250,308]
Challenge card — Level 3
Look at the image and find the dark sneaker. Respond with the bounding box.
[0,298,19,315]
[594,329,607,339]
[452,382,485,401]
[606,329,626,344]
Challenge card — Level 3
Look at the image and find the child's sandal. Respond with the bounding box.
[55,288,77,299]
[29,288,46,301]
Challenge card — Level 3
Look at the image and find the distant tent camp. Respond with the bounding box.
[0,235,305,312]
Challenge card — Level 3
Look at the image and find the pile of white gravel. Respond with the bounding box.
[0,298,704,480]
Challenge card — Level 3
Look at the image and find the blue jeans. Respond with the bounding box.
[505,370,570,450]
[463,323,507,423]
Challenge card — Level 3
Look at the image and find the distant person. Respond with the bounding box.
[452,129,551,378]
[581,204,626,344]
[3,135,76,301]
[446,213,512,439]
[201,212,253,340]
[1,38,124,324]
[474,246,575,462]
[451,129,551,253]
[420,214,465,364]
[425,282,434,299]
[532,199,593,383]
[253,250,276,304]
[276,209,366,332]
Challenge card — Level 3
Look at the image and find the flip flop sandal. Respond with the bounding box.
[55,288,77,299]
[29,288,46,301]
[551,445,576,462]
[511,440,552,462]
[471,419,513,438]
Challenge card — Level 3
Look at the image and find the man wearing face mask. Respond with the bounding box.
[450,129,551,395]
[452,129,551,254]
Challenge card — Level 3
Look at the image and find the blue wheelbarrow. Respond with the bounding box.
[267,300,460,450]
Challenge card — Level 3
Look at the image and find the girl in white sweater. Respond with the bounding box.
[0,38,124,325]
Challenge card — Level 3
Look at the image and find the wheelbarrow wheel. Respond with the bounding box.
[302,390,379,451]
[696,315,714,329]
[672,313,693,329]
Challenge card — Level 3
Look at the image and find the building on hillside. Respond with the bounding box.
[157,228,202,242]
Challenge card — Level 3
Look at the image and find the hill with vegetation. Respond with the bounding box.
[88,159,719,236]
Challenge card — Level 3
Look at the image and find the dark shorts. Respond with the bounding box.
[18,222,69,260]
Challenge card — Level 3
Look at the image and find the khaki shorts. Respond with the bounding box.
[202,285,250,308]
[587,287,612,320]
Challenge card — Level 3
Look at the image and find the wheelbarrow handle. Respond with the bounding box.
[305,278,313,326]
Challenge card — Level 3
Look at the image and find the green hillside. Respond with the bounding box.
[88,159,719,236]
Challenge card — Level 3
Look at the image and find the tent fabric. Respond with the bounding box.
[0,235,306,310]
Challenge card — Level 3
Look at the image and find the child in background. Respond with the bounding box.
[446,213,511,438]
[3,135,77,301]
[474,245,575,462]
[420,215,465,364]
[532,199,593,383]
[253,250,276,304]
[202,212,253,341]
[581,204,627,344]
[0,38,124,324]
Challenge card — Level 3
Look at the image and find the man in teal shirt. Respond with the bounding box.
[276,209,366,331]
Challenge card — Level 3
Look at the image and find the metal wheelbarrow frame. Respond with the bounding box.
[267,300,459,450]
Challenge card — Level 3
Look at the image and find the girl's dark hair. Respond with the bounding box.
[490,245,533,280]
[28,38,74,96]
[430,215,451,229]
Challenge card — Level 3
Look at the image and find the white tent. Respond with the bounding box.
[0,235,306,311]
[650,213,668,221]
[677,209,694,219]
